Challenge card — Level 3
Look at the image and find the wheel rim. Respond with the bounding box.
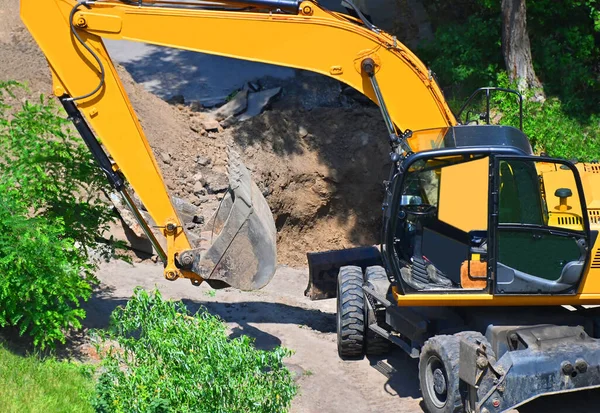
[425,355,448,408]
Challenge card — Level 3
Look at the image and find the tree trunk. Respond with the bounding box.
[501,0,545,99]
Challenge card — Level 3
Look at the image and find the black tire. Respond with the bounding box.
[337,265,365,359]
[364,266,392,356]
[419,335,463,413]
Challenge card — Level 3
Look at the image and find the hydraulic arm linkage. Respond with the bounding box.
[21,0,456,289]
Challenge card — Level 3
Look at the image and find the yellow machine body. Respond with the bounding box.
[20,0,600,305]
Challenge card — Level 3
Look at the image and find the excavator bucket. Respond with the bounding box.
[192,149,277,291]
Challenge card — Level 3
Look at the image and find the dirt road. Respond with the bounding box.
[87,260,600,413]
[87,260,422,413]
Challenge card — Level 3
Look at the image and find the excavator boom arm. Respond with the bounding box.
[20,0,456,286]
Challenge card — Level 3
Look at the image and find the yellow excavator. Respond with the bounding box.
[20,0,600,412]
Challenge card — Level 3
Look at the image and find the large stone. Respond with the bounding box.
[171,196,198,223]
[196,155,211,166]
[238,87,282,121]
[204,172,229,194]
[166,94,184,105]
[193,180,205,195]
[213,89,248,121]
[220,114,238,129]
[202,119,220,132]
[160,152,171,165]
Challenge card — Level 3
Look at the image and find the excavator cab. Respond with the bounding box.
[386,146,590,295]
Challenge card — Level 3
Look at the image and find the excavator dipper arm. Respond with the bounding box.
[20,0,456,289]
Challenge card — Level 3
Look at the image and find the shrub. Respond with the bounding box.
[0,81,119,348]
[93,289,297,413]
[0,192,93,349]
[489,73,600,161]
[418,14,502,99]
[0,82,115,259]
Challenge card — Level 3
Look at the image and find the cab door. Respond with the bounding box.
[492,156,590,295]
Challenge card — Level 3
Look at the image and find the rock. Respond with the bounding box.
[109,192,144,238]
[238,87,282,121]
[196,155,211,166]
[160,152,171,165]
[192,195,210,206]
[171,196,197,223]
[355,131,370,146]
[192,215,205,224]
[213,89,248,121]
[189,101,203,112]
[189,120,204,133]
[192,172,204,183]
[204,172,229,194]
[193,180,205,195]
[202,119,220,132]
[220,114,238,128]
[166,94,185,105]
[185,222,196,230]
[247,81,261,92]
[298,125,309,138]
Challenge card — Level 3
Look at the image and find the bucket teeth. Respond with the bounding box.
[191,147,277,290]
[227,147,252,206]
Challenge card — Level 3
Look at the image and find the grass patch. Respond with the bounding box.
[0,345,95,413]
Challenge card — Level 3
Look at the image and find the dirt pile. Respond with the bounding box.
[0,0,391,266]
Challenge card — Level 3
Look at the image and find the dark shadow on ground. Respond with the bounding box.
[368,350,421,399]
[80,287,335,353]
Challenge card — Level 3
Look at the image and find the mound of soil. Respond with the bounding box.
[0,0,391,266]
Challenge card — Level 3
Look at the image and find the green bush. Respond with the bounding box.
[0,192,93,349]
[484,73,600,161]
[0,82,115,258]
[418,1,600,161]
[0,81,118,348]
[93,289,297,413]
[418,14,502,98]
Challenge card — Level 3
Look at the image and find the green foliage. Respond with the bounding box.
[501,76,600,161]
[419,1,600,160]
[0,345,95,412]
[526,1,600,113]
[0,82,115,258]
[0,193,94,349]
[462,73,600,161]
[419,14,502,98]
[93,288,297,413]
[0,81,118,348]
[421,0,600,114]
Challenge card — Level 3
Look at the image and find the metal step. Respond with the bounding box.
[368,324,419,358]
[363,285,392,307]
[373,360,397,378]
